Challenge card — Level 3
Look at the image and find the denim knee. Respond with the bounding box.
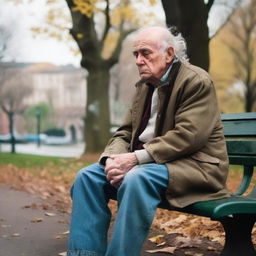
[70,164,102,197]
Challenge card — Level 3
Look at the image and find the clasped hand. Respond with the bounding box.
[105,153,138,188]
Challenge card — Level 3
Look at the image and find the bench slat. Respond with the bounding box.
[226,140,256,156]
[223,121,256,136]
[182,196,256,219]
[221,112,256,137]
[229,155,256,165]
[221,112,256,121]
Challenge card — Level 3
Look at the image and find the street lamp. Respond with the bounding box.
[35,108,41,148]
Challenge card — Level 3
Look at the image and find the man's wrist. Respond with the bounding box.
[134,149,154,164]
[99,156,109,166]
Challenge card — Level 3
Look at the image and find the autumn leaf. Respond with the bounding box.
[149,235,164,243]
[185,252,203,256]
[58,252,67,256]
[173,236,201,248]
[11,233,20,237]
[146,247,176,254]
[44,212,56,217]
[1,224,12,228]
[31,218,43,223]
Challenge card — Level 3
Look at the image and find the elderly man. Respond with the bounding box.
[67,26,229,256]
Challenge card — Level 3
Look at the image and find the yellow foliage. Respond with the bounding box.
[46,0,58,4]
[8,0,23,4]
[77,33,84,39]
[111,5,137,26]
[149,0,156,6]
[102,32,119,59]
[72,0,97,18]
[47,9,56,23]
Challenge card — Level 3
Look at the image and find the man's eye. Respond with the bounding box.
[142,51,151,57]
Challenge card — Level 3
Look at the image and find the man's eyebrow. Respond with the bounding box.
[133,48,151,54]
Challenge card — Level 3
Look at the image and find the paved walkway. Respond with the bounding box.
[0,143,85,158]
[0,183,221,256]
[0,183,69,256]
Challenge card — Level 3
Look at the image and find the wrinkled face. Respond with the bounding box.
[133,33,174,85]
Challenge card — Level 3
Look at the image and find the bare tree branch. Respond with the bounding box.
[100,0,111,50]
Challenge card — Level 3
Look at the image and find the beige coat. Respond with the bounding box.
[101,61,229,208]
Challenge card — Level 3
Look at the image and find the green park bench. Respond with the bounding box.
[158,112,256,256]
[108,112,256,255]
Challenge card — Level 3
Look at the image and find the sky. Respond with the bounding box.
[1,0,81,66]
[0,0,237,67]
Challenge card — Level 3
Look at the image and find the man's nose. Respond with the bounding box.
[135,54,144,66]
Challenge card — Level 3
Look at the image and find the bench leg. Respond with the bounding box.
[219,214,256,256]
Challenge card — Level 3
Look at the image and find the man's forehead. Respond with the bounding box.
[133,38,159,51]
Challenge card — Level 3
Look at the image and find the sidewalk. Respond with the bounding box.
[0,143,85,158]
[0,183,69,256]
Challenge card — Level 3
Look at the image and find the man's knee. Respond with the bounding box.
[122,166,148,187]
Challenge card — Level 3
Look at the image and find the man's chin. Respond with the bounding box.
[139,74,150,82]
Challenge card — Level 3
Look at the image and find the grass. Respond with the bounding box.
[0,153,66,168]
[0,152,254,186]
[0,152,98,181]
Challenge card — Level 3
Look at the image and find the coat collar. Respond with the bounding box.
[135,60,181,89]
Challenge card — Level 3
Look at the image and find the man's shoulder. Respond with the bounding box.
[179,61,212,84]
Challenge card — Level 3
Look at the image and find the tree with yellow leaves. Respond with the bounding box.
[65,0,147,152]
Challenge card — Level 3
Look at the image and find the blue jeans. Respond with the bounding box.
[67,163,169,256]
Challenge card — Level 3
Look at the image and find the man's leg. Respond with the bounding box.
[68,163,115,256]
[105,163,169,256]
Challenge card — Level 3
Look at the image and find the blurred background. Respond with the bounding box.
[0,0,255,156]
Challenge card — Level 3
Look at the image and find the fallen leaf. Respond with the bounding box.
[160,214,188,229]
[44,212,56,217]
[146,247,176,254]
[207,246,217,251]
[174,236,201,248]
[1,224,11,228]
[61,230,70,235]
[31,218,43,223]
[185,252,203,256]
[11,233,20,237]
[58,252,67,256]
[156,241,166,247]
[149,235,164,243]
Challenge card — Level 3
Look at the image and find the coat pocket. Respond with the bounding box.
[190,151,220,164]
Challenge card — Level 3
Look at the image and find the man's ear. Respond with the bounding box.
[166,47,175,63]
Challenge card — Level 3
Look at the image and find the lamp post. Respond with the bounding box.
[35,108,41,148]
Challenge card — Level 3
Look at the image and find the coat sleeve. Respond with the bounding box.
[99,108,133,161]
[144,76,220,164]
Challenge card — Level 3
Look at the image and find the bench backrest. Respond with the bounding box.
[221,112,256,196]
[221,112,256,166]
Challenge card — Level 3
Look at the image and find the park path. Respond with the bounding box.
[0,183,221,256]
[0,183,69,256]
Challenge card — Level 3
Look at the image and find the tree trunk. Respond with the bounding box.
[8,111,15,154]
[85,67,111,152]
[162,0,211,71]
[245,84,254,112]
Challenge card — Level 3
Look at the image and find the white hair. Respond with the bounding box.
[135,26,189,62]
